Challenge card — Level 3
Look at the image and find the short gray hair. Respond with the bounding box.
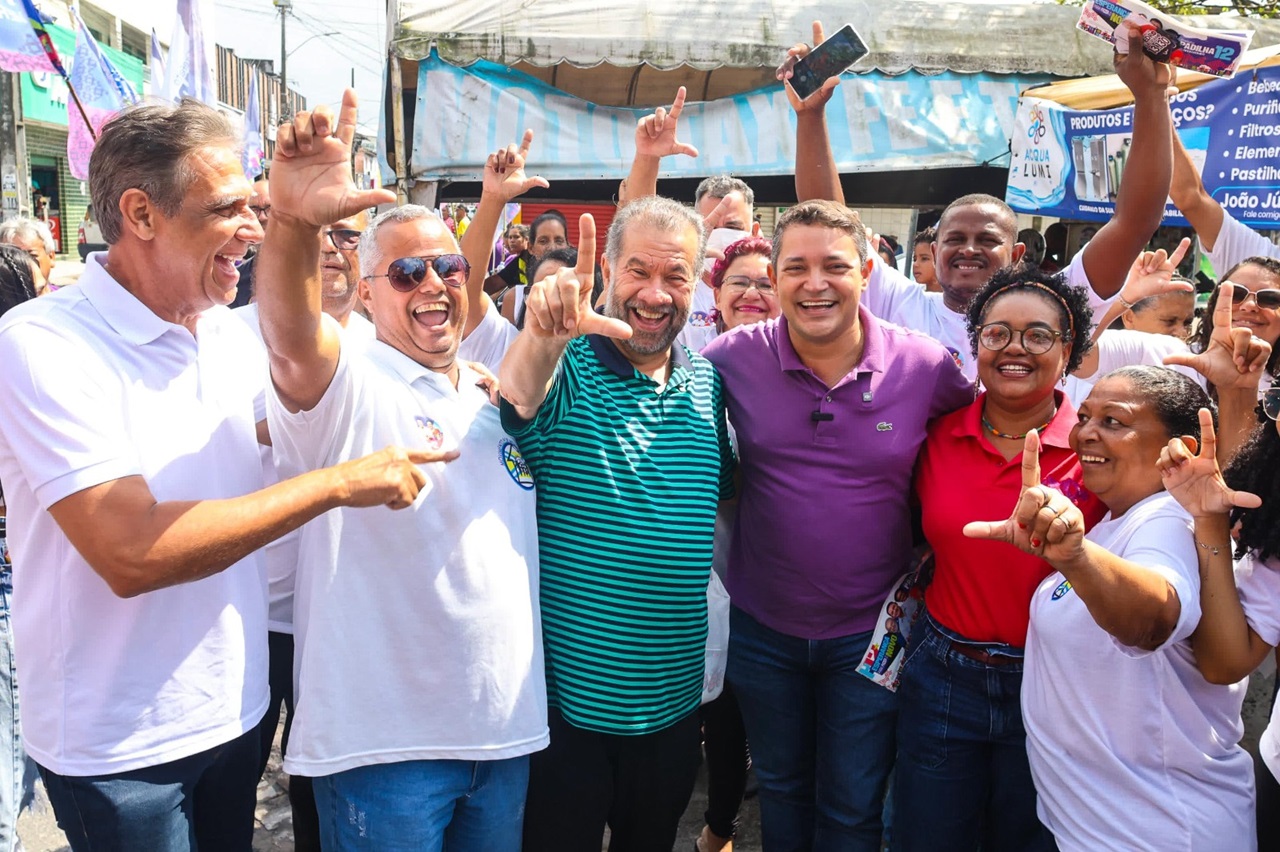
[604,195,705,278]
[357,205,455,274]
[0,218,55,254]
[89,99,239,245]
[694,175,755,210]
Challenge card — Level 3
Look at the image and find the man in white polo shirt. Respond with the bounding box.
[255,92,546,850]
[0,100,438,852]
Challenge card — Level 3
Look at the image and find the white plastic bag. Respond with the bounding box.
[702,571,731,704]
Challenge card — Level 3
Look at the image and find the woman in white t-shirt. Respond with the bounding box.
[1188,257,1280,397]
[966,365,1255,852]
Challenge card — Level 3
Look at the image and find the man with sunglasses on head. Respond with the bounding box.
[255,92,547,851]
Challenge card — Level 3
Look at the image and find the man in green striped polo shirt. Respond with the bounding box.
[500,196,735,851]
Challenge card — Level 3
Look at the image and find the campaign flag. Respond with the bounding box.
[1,0,58,74]
[67,6,138,180]
[164,0,215,105]
[242,71,265,179]
[149,28,167,99]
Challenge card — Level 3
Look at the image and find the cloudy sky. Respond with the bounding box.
[212,0,385,132]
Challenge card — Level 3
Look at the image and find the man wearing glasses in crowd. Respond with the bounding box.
[255,92,547,849]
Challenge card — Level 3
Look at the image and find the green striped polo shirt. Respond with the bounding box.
[501,334,734,735]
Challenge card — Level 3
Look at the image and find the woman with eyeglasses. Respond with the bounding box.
[966,359,1256,852]
[895,266,1104,852]
[708,237,778,334]
[1189,256,1280,395]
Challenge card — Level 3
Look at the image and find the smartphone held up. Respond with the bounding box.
[787,24,869,102]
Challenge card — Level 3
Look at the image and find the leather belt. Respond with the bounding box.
[949,641,1021,666]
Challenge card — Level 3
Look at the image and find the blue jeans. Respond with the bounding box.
[727,606,897,852]
[313,756,529,851]
[892,612,1053,852]
[0,540,36,852]
[38,724,260,852]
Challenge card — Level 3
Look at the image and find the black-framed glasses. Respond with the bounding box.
[1263,387,1280,422]
[1226,282,1280,311]
[364,254,470,291]
[721,275,775,295]
[977,322,1063,355]
[325,228,362,251]
[249,204,271,219]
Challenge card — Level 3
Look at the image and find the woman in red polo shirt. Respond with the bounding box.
[894,266,1104,852]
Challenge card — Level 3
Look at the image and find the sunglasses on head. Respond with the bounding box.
[1226,281,1280,310]
[364,254,470,292]
[325,228,362,251]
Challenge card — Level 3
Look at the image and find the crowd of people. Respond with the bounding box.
[1,18,1280,852]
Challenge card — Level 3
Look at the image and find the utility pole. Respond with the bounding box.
[274,0,292,121]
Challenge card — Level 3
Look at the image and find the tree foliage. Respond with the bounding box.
[1058,0,1280,16]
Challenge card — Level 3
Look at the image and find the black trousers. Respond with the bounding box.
[701,682,750,839]
[523,706,701,852]
[257,630,321,852]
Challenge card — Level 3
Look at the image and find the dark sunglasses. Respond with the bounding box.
[364,254,470,292]
[325,228,362,251]
[1226,282,1280,310]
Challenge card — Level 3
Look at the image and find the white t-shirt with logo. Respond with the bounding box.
[865,253,1115,383]
[1023,492,1254,852]
[1235,553,1280,785]
[0,257,269,775]
[266,326,547,776]
[235,304,376,633]
[677,279,719,353]
[459,302,520,375]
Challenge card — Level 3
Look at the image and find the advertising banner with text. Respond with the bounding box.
[1007,64,1280,227]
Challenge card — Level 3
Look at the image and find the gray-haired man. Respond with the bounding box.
[0,217,55,293]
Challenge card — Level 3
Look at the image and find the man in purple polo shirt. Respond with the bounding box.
[701,200,972,849]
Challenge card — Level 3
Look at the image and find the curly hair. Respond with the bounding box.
[913,226,936,248]
[709,237,771,290]
[1191,257,1280,381]
[1224,409,1280,561]
[0,243,38,318]
[964,264,1094,375]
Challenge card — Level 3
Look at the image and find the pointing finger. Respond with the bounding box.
[1197,408,1217,461]
[518,128,535,159]
[575,214,596,284]
[406,448,460,465]
[1212,279,1235,333]
[335,89,359,148]
[811,20,826,46]
[1168,237,1191,270]
[1021,429,1042,491]
[669,86,687,121]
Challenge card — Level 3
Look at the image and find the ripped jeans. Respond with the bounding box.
[312,756,529,852]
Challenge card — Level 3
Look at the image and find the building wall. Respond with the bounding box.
[25,123,85,258]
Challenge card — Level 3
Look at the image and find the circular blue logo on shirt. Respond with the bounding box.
[498,439,535,490]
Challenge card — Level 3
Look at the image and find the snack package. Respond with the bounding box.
[1077,0,1253,78]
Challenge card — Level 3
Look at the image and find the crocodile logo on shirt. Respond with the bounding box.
[414,415,445,450]
[498,439,535,490]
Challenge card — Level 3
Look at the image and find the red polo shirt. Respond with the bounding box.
[916,391,1107,648]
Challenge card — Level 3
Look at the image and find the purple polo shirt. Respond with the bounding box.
[702,307,972,639]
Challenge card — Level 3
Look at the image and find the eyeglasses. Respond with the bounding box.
[363,254,470,292]
[721,276,775,295]
[325,228,362,251]
[249,204,271,218]
[977,322,1063,355]
[1263,387,1280,422]
[1226,282,1280,311]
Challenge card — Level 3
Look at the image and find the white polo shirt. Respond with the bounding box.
[266,326,547,776]
[0,255,269,776]
[235,304,376,633]
[865,253,1115,383]
[1023,492,1254,852]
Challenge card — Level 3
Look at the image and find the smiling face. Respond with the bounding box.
[775,225,872,350]
[357,216,466,373]
[151,144,263,312]
[1225,263,1280,345]
[1071,375,1173,516]
[602,221,700,360]
[977,290,1071,410]
[713,251,778,330]
[934,203,1024,313]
